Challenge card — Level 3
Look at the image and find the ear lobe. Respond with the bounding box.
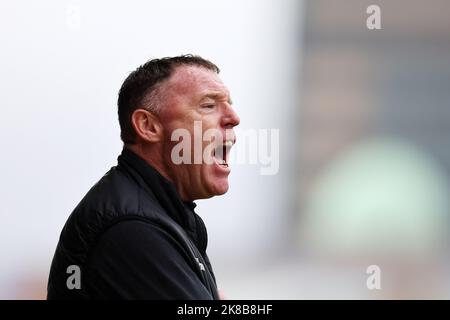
[131,109,163,143]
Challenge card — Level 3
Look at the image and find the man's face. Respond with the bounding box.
[158,65,240,201]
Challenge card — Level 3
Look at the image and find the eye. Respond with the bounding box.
[201,104,216,109]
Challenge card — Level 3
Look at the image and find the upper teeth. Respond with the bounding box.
[213,141,233,160]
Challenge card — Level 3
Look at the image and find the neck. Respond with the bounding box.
[124,143,190,201]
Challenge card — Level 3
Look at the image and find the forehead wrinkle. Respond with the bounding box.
[200,92,232,105]
[165,65,228,104]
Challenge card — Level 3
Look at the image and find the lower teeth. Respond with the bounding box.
[219,160,228,166]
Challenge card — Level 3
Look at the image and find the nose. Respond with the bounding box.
[222,105,240,129]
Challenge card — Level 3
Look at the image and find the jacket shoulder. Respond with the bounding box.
[48,166,164,298]
[62,165,165,244]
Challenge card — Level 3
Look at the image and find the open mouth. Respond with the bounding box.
[212,140,233,168]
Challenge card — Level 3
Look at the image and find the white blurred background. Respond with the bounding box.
[1,0,450,299]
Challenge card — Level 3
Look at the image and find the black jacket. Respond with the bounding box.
[47,148,219,299]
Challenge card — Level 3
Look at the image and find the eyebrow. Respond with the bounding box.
[201,92,233,105]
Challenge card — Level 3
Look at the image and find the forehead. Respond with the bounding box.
[164,65,230,101]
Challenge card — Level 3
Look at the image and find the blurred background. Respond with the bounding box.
[0,0,449,299]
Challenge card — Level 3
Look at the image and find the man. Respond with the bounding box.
[47,55,240,299]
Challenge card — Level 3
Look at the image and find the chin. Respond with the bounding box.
[208,181,229,197]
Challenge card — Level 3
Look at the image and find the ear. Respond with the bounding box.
[131,109,163,143]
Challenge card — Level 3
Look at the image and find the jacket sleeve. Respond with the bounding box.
[85,219,213,299]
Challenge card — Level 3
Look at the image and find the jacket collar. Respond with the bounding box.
[118,147,208,254]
